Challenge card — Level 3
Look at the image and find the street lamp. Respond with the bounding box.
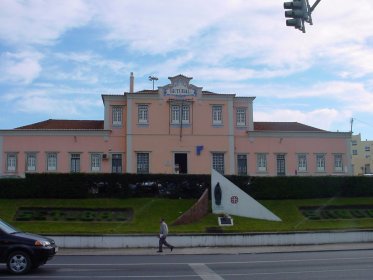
[148,76,158,90]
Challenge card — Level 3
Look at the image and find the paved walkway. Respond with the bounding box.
[58,242,373,256]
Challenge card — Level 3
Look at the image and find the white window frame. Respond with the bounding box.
[257,153,267,172]
[91,153,102,172]
[6,153,17,172]
[112,106,123,126]
[171,105,190,124]
[138,104,148,124]
[316,154,325,172]
[236,108,246,126]
[334,154,343,172]
[26,153,37,172]
[171,105,180,124]
[46,152,57,171]
[212,105,222,125]
[212,152,225,174]
[182,105,190,124]
[297,154,307,172]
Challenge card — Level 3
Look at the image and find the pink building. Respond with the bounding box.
[0,74,352,177]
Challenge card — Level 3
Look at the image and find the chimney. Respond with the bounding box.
[129,72,134,93]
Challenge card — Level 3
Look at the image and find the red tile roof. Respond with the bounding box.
[15,119,324,132]
[254,122,326,132]
[16,119,104,130]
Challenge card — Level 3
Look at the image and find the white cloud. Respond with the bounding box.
[0,51,43,84]
[0,0,92,45]
[254,108,351,132]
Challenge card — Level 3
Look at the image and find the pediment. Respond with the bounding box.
[160,74,202,97]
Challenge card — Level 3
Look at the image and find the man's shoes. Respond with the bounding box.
[171,246,174,252]
[157,250,163,253]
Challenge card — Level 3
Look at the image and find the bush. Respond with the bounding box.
[0,173,372,200]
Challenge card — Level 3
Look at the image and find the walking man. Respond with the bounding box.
[157,218,174,253]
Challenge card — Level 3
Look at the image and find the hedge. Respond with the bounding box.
[0,173,372,199]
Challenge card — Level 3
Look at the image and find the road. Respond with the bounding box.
[1,249,373,279]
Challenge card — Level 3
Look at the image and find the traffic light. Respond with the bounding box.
[283,0,311,33]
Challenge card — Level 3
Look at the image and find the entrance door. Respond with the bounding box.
[276,154,286,176]
[174,153,188,174]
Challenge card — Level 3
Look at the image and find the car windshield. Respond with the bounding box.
[0,219,19,234]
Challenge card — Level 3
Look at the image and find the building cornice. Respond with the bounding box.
[248,130,352,138]
[0,129,111,137]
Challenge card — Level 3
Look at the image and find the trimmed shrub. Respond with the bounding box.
[0,173,372,199]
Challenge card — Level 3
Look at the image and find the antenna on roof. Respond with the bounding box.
[148,76,158,90]
[350,118,353,133]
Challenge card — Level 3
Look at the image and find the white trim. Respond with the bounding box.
[126,99,133,173]
[0,130,110,136]
[228,100,235,175]
[248,131,351,138]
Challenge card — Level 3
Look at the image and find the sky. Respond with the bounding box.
[0,0,373,139]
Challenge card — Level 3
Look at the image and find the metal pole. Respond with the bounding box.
[310,0,321,13]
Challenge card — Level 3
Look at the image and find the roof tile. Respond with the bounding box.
[16,119,104,130]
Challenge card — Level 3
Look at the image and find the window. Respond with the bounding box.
[212,153,224,174]
[112,106,123,126]
[112,154,122,173]
[212,105,222,125]
[182,105,190,124]
[351,140,357,146]
[352,150,358,155]
[47,153,57,171]
[236,108,246,126]
[237,154,247,175]
[138,105,148,124]
[171,105,180,124]
[171,105,190,124]
[316,154,325,172]
[6,153,17,172]
[257,153,267,172]
[26,153,36,172]
[71,153,81,173]
[297,154,307,172]
[91,153,101,172]
[365,146,371,152]
[334,154,343,172]
[137,153,149,174]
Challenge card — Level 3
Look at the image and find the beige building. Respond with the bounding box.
[351,134,373,175]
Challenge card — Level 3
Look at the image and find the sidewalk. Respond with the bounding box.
[58,242,373,256]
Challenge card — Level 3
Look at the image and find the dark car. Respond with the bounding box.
[0,219,58,274]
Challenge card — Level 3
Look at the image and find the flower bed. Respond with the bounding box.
[15,207,133,222]
[299,205,373,220]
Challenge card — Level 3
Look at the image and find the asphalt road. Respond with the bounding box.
[1,249,373,279]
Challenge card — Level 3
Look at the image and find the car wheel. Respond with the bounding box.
[6,251,32,274]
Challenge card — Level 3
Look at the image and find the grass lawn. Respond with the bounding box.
[1,197,373,234]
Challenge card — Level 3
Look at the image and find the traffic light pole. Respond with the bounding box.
[284,0,322,33]
[310,0,321,13]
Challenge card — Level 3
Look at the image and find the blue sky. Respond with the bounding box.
[1,0,373,139]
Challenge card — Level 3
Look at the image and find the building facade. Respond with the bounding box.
[351,134,373,175]
[0,74,352,177]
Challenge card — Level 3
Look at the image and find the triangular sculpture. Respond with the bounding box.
[211,169,281,222]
